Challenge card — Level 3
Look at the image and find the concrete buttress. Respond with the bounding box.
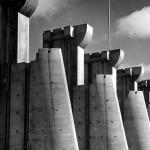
[94,74,129,150]
[29,48,79,150]
[123,66,150,150]
[73,49,129,150]
[89,49,128,150]
[124,91,150,150]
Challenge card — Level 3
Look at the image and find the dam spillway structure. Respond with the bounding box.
[0,1,150,149]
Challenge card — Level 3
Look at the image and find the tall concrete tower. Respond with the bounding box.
[0,0,38,149]
[43,24,93,102]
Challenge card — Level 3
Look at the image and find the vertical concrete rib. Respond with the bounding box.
[95,74,129,150]
[9,63,26,150]
[17,13,29,63]
[124,91,150,150]
[29,48,52,149]
[89,83,107,150]
[73,86,88,150]
[29,48,78,150]
[48,48,79,150]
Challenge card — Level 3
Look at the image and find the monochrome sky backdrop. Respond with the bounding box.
[30,0,150,80]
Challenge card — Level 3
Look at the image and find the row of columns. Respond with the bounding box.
[1,2,150,148]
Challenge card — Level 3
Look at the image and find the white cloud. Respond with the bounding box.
[116,6,150,39]
[33,0,78,18]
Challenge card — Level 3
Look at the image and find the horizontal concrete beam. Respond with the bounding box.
[85,49,124,68]
[43,24,93,48]
[125,66,144,82]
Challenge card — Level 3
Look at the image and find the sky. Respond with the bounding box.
[29,0,150,79]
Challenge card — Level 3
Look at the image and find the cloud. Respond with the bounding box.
[116,6,150,39]
[33,0,79,18]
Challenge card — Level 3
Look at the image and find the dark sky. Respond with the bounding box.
[30,0,150,75]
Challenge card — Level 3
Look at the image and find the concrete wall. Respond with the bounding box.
[9,63,26,150]
[73,86,89,150]
[0,1,38,148]
[124,91,150,150]
[8,48,79,150]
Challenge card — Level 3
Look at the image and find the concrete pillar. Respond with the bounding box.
[43,24,93,102]
[29,48,79,150]
[93,74,129,150]
[117,69,130,118]
[120,66,150,150]
[29,48,52,149]
[88,49,128,150]
[9,63,26,150]
[0,1,38,149]
[17,13,29,63]
[124,91,150,150]
[84,54,91,85]
[117,66,144,119]
[73,85,89,150]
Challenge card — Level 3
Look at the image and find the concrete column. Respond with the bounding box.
[88,49,128,150]
[94,74,129,150]
[29,48,79,150]
[0,1,38,149]
[77,46,84,85]
[48,48,79,150]
[43,24,93,102]
[9,63,26,150]
[17,13,29,63]
[117,66,144,118]
[120,66,150,150]
[73,86,89,150]
[84,54,91,85]
[29,48,52,149]
[124,91,150,150]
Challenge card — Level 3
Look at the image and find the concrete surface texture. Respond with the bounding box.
[29,48,79,150]
[9,63,26,150]
[94,74,129,150]
[73,86,88,150]
[18,13,29,63]
[124,91,150,150]
[117,66,145,118]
